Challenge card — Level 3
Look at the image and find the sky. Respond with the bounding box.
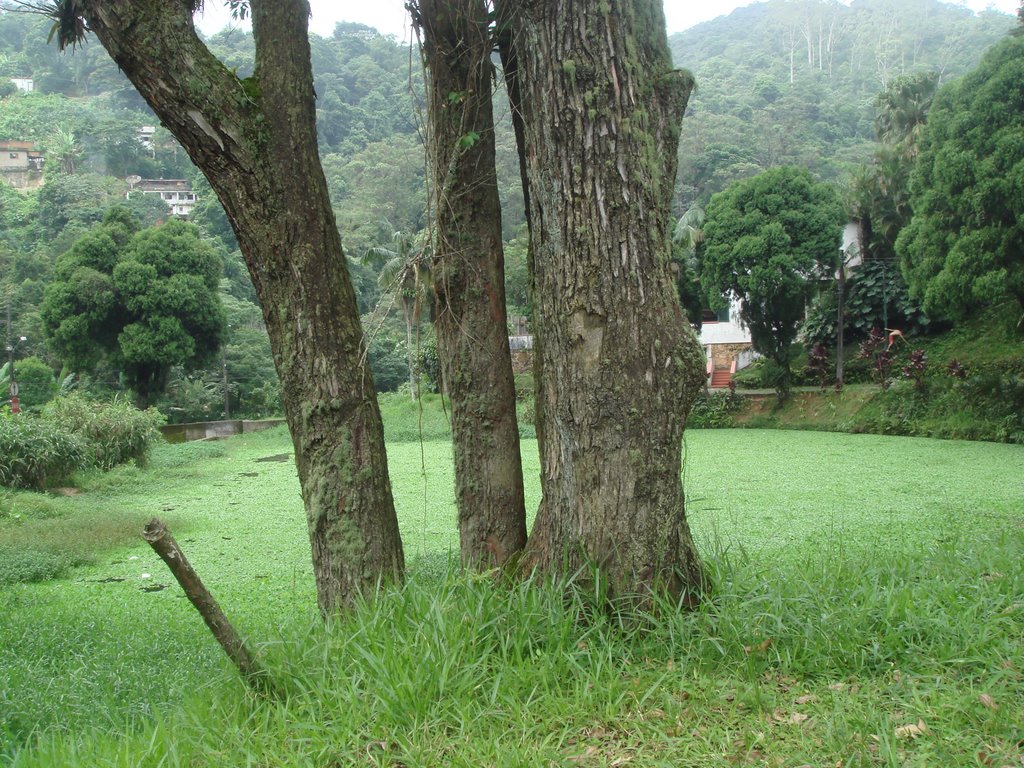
[193,0,1022,41]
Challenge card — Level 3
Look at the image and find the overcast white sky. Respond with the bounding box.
[193,0,1023,41]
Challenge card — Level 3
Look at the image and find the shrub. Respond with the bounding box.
[858,328,894,388]
[159,369,223,424]
[44,394,165,470]
[5,356,58,411]
[805,343,832,389]
[687,391,744,428]
[731,357,766,389]
[0,544,72,585]
[901,348,928,390]
[0,414,87,490]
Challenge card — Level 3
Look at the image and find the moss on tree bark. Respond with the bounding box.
[500,0,708,602]
[415,0,528,568]
[75,0,404,614]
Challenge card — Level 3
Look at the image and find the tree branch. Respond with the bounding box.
[143,518,282,699]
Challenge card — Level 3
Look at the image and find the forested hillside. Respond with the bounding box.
[668,0,1014,209]
[0,0,1016,419]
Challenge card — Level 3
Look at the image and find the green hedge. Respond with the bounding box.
[44,394,166,470]
[0,395,166,490]
[0,415,88,490]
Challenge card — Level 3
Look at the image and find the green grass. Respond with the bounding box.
[1,427,1022,766]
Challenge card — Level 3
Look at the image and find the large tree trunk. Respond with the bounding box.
[414,0,528,567]
[77,0,404,613]
[501,0,708,602]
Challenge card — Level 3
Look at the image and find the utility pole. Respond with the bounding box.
[221,346,231,420]
[5,333,26,415]
[5,289,15,413]
[836,246,847,391]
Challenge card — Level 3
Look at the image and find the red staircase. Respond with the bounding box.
[710,369,733,389]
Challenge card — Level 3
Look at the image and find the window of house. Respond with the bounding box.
[701,307,731,324]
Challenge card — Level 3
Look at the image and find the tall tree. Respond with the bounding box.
[413,0,527,568]
[702,166,843,396]
[40,210,226,407]
[41,0,404,613]
[364,226,431,400]
[499,0,708,602]
[897,35,1024,322]
[872,71,939,152]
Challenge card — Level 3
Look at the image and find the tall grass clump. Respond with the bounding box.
[44,394,166,470]
[0,414,87,490]
[8,532,1022,766]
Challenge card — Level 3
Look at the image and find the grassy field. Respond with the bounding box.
[1,426,1022,766]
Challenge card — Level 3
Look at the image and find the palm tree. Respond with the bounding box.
[672,203,706,327]
[47,128,82,175]
[364,225,431,399]
[873,72,939,155]
[673,203,705,259]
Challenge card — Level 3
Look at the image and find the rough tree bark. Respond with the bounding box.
[499,0,708,602]
[69,0,403,613]
[414,0,527,567]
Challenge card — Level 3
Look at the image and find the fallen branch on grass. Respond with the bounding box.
[143,517,282,699]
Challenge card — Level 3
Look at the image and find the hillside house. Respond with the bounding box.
[8,78,33,93]
[0,140,45,190]
[137,126,157,151]
[126,177,197,217]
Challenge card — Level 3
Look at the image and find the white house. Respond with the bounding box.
[698,298,755,388]
[126,177,197,217]
[8,78,33,93]
[136,126,157,150]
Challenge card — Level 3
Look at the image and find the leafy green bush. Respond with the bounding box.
[0,414,87,490]
[844,368,1024,443]
[368,334,409,393]
[804,261,931,349]
[44,394,166,470]
[3,356,58,411]
[731,357,766,389]
[0,544,72,585]
[158,368,224,424]
[686,391,744,428]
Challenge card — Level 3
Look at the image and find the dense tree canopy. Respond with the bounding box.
[896,35,1024,321]
[669,0,1015,208]
[702,166,843,393]
[40,208,225,405]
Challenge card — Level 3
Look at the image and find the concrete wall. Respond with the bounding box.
[159,418,286,444]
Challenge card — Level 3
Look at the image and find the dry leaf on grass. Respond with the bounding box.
[567,745,600,762]
[979,693,999,710]
[894,719,929,739]
[773,708,811,725]
[743,638,774,654]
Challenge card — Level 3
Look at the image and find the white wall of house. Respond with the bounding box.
[699,297,749,346]
[841,221,862,270]
[9,78,33,93]
[126,181,197,217]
